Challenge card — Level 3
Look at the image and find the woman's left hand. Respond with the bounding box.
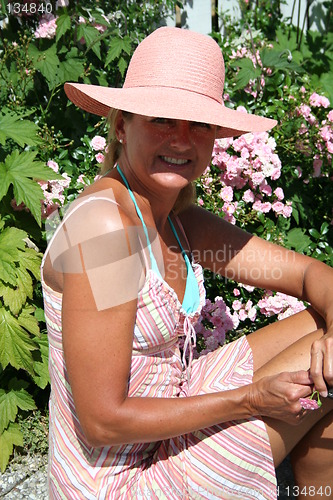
[310,326,333,397]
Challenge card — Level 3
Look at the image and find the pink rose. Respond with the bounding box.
[282,205,292,218]
[220,185,233,202]
[274,187,284,200]
[34,14,57,39]
[95,153,105,163]
[309,92,330,108]
[91,135,106,151]
[272,201,284,214]
[232,300,242,311]
[242,189,255,203]
[47,160,59,172]
[297,104,311,118]
[299,398,320,410]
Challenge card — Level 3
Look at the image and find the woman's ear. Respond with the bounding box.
[115,111,126,143]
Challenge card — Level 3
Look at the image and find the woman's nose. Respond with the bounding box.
[170,121,193,150]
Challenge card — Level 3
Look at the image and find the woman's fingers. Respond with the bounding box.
[310,333,333,397]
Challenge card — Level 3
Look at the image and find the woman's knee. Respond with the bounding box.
[249,307,326,372]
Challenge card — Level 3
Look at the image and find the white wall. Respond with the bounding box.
[166,0,328,34]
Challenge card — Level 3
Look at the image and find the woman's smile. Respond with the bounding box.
[160,156,190,166]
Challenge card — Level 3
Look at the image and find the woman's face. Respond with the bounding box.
[116,112,217,194]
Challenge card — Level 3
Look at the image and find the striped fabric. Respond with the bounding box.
[42,254,277,499]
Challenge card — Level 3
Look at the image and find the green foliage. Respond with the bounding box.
[0,151,62,225]
[0,423,23,472]
[18,409,49,455]
[0,112,42,147]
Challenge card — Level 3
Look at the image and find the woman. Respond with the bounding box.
[42,27,333,499]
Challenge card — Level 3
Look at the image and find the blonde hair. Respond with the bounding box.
[102,109,196,214]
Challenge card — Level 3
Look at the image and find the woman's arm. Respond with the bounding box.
[180,204,333,395]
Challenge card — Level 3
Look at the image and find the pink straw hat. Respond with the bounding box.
[64,27,276,138]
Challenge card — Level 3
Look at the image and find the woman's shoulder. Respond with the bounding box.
[67,174,137,228]
[42,175,138,291]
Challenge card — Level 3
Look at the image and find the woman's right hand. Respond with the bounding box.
[249,370,314,424]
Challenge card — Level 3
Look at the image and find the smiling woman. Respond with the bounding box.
[41,26,333,499]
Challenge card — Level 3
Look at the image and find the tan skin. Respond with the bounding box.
[44,112,333,496]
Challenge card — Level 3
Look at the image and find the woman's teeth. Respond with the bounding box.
[161,156,188,165]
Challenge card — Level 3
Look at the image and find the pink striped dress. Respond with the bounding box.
[42,204,277,499]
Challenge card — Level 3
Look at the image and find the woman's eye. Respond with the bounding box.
[152,117,170,124]
[191,121,211,129]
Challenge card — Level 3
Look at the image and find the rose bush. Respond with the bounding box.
[0,0,332,469]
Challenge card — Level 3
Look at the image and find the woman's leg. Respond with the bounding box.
[248,307,326,372]
[247,312,333,492]
[290,411,333,498]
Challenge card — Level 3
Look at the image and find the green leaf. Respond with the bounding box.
[0,227,27,285]
[32,334,50,389]
[0,230,41,313]
[320,223,329,236]
[118,56,128,77]
[56,14,71,42]
[0,113,42,147]
[274,28,298,53]
[0,386,36,434]
[0,423,23,472]
[18,305,40,338]
[260,48,284,68]
[0,255,40,315]
[58,57,85,83]
[260,47,302,72]
[0,305,37,375]
[77,25,101,59]
[121,35,132,55]
[0,390,17,435]
[230,59,262,91]
[285,228,312,253]
[0,279,27,316]
[28,44,61,90]
[308,228,321,240]
[0,150,62,226]
[19,247,42,281]
[317,72,333,106]
[105,36,131,66]
[34,306,45,323]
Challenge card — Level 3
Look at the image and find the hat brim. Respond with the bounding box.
[64,82,277,138]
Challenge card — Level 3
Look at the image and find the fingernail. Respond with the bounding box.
[320,390,328,398]
[327,386,333,399]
